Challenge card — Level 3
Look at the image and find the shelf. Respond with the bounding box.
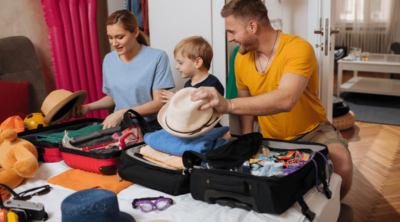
[339,77,400,97]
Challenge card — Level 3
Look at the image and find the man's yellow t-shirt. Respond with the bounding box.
[235,32,326,140]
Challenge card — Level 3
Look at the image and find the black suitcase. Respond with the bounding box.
[183,133,332,222]
[117,132,266,196]
[18,118,104,162]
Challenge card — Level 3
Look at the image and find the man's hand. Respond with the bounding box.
[190,87,231,114]
[102,109,125,129]
[160,90,175,103]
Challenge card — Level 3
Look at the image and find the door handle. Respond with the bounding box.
[314,30,323,36]
[330,28,339,36]
[315,43,324,51]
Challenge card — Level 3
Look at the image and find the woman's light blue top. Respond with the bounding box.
[102,45,175,122]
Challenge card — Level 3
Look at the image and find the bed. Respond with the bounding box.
[11,161,341,222]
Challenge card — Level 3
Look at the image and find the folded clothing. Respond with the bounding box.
[36,124,104,143]
[139,145,184,169]
[47,168,133,194]
[143,156,176,169]
[144,126,230,156]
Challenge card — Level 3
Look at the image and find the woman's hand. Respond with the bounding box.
[160,90,175,103]
[102,109,126,129]
[70,104,90,118]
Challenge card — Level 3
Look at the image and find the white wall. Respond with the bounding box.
[281,0,309,40]
[107,0,125,16]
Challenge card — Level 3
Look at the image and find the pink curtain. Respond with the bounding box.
[41,0,107,119]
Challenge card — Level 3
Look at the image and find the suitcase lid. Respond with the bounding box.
[182,133,263,170]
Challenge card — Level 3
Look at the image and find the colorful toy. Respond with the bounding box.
[23,113,48,130]
[0,129,39,202]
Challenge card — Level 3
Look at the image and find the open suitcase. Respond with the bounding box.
[119,133,332,221]
[18,118,103,162]
[183,133,333,222]
[59,109,155,175]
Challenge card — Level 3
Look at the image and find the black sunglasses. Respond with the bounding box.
[13,185,52,201]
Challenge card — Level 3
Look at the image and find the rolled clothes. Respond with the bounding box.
[36,124,104,143]
[251,161,286,177]
[144,126,230,156]
[139,145,185,170]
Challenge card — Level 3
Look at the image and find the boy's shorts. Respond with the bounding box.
[290,120,349,149]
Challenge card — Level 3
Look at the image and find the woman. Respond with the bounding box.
[72,10,175,129]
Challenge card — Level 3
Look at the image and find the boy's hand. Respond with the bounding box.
[160,90,175,103]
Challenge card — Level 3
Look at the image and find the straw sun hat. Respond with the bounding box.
[41,89,87,125]
[158,87,222,138]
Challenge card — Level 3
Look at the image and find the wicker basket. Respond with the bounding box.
[332,110,356,131]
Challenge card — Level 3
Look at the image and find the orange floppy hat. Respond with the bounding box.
[0,116,25,133]
[41,89,87,125]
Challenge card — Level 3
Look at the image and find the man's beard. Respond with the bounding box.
[238,36,258,55]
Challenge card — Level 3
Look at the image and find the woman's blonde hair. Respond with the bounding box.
[174,36,213,70]
[106,9,149,46]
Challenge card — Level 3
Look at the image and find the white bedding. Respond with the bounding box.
[12,162,341,222]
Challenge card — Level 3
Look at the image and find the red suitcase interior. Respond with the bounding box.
[18,118,104,162]
[58,109,151,175]
[58,126,132,175]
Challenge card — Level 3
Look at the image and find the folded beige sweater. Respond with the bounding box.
[139,145,185,169]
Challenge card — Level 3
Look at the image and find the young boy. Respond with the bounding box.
[160,36,224,103]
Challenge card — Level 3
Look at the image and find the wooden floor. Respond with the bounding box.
[335,70,400,221]
[340,122,400,222]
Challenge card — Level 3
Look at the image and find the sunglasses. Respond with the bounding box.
[132,196,173,213]
[13,185,52,201]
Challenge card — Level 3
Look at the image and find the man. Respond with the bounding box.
[191,0,352,200]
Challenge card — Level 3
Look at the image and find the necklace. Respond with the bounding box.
[256,31,279,74]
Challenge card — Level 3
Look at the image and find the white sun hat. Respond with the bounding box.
[158,87,222,138]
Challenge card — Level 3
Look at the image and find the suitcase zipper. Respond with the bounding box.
[128,151,187,175]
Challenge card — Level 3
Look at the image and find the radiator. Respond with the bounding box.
[335,30,388,54]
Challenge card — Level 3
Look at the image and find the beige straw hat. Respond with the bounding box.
[41,89,87,125]
[158,87,222,138]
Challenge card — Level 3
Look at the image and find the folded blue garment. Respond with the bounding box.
[144,127,230,156]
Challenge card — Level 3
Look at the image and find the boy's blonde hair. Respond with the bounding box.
[174,36,213,70]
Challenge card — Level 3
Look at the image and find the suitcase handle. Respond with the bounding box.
[206,177,247,193]
[121,109,154,134]
[204,189,259,212]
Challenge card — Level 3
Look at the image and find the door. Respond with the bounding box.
[307,0,338,121]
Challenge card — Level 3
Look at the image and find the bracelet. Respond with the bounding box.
[227,99,232,114]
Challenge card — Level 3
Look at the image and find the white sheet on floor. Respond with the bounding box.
[11,162,341,222]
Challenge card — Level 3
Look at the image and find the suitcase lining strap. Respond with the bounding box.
[295,193,316,222]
